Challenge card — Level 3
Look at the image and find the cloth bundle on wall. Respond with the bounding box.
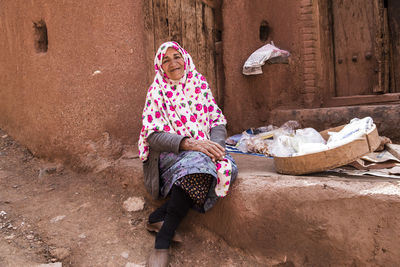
[243,41,290,75]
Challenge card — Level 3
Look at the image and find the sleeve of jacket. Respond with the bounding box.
[147,132,187,153]
[210,125,227,148]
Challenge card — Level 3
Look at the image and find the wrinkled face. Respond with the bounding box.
[161,47,185,81]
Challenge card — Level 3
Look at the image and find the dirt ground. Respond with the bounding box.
[0,128,264,267]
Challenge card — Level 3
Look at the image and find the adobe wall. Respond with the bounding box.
[0,0,148,167]
[221,0,306,134]
[221,0,400,141]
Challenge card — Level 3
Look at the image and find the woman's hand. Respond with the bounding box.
[180,138,225,162]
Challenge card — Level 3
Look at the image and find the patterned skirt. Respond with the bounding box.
[159,151,238,212]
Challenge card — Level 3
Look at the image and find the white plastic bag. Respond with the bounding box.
[269,135,297,157]
[243,41,290,75]
[327,117,374,147]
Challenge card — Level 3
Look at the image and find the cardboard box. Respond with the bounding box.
[273,124,380,175]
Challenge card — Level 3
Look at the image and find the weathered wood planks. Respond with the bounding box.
[143,0,219,102]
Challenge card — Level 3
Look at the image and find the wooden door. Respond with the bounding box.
[143,0,222,103]
[331,0,383,96]
[388,0,400,93]
[324,0,400,106]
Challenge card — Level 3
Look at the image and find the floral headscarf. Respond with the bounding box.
[138,41,232,197]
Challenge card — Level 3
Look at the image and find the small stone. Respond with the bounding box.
[1,135,8,138]
[4,234,15,240]
[121,251,129,259]
[0,210,6,216]
[122,197,145,212]
[92,70,101,76]
[38,166,57,178]
[26,234,35,240]
[36,263,62,267]
[125,263,145,267]
[50,215,66,223]
[50,247,71,260]
[129,218,143,226]
[78,233,86,239]
[46,167,57,174]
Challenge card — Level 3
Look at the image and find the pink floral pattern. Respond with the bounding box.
[138,41,233,197]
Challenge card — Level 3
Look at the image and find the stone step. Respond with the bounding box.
[114,153,400,266]
[186,154,400,266]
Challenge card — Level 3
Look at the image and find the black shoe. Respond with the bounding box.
[147,248,169,267]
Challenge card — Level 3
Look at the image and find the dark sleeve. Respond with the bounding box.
[147,132,187,153]
[210,125,227,148]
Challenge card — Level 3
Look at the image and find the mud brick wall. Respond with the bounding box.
[0,0,148,167]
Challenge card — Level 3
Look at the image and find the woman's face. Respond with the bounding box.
[161,47,185,81]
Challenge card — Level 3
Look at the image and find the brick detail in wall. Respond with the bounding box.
[300,0,317,106]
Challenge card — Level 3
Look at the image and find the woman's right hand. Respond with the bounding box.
[179,138,225,162]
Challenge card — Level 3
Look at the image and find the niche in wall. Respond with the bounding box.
[33,19,48,53]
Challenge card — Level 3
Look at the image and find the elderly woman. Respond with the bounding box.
[138,41,238,266]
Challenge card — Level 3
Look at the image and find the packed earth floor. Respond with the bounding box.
[0,128,265,267]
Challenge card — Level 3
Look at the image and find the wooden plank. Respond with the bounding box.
[383,7,390,93]
[320,0,337,104]
[214,0,224,107]
[195,0,206,75]
[153,0,169,50]
[324,93,400,107]
[387,0,400,92]
[331,0,380,96]
[373,0,385,94]
[143,0,155,84]
[215,41,225,109]
[167,0,182,44]
[181,0,197,58]
[204,5,217,101]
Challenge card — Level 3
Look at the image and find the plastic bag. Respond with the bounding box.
[235,129,274,155]
[268,135,297,157]
[327,117,374,146]
[268,124,326,157]
[236,132,253,153]
[243,41,291,75]
[294,128,326,146]
[233,121,301,156]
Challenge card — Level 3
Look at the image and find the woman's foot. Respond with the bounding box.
[146,221,183,242]
[147,248,169,267]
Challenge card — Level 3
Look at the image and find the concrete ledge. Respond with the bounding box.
[185,154,400,266]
